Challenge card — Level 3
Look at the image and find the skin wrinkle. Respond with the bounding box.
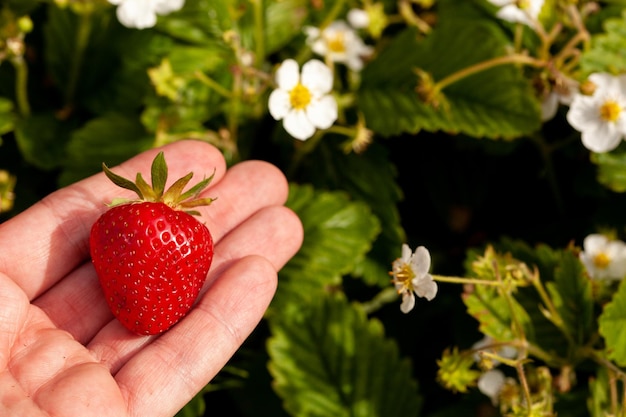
[34,262,110,343]
[88,328,154,376]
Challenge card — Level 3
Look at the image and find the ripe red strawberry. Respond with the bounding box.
[89,152,215,335]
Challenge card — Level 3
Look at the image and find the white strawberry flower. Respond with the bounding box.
[566,73,626,153]
[390,244,438,313]
[268,59,338,141]
[304,21,373,71]
[488,0,544,26]
[580,233,626,280]
[108,0,185,29]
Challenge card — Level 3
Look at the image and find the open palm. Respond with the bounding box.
[0,141,303,416]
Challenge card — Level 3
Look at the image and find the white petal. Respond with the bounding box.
[108,0,123,5]
[566,96,599,132]
[411,245,431,276]
[268,89,291,120]
[347,9,369,29]
[154,0,185,14]
[541,92,559,121]
[488,0,511,6]
[400,243,412,262]
[584,234,609,253]
[116,1,158,29]
[414,275,438,301]
[303,26,321,42]
[275,59,300,90]
[589,73,617,91]
[346,55,364,71]
[283,110,316,140]
[400,292,416,313]
[306,95,338,129]
[580,122,623,153]
[311,39,329,56]
[301,59,333,95]
[478,369,506,405]
[496,5,532,25]
[500,345,518,359]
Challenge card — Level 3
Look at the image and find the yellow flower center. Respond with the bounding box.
[326,32,346,53]
[593,252,611,269]
[599,100,622,122]
[391,263,415,294]
[518,0,531,10]
[289,83,312,110]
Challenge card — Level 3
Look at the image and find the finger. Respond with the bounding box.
[85,205,303,367]
[192,159,290,243]
[118,255,278,417]
[0,141,227,300]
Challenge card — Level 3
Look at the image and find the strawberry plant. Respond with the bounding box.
[89,151,215,335]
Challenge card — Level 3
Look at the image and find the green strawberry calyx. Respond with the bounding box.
[103,151,216,216]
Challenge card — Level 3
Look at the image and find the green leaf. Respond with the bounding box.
[0,97,15,136]
[150,151,168,197]
[43,5,172,115]
[102,163,143,199]
[462,280,532,343]
[264,0,309,55]
[83,29,174,115]
[359,20,540,139]
[158,0,235,44]
[473,239,582,358]
[167,44,231,75]
[267,292,422,417]
[58,113,153,186]
[590,149,626,192]
[275,184,380,313]
[580,10,626,76]
[598,279,626,366]
[14,112,72,170]
[545,249,594,346]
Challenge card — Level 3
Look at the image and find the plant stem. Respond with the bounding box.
[530,268,575,345]
[361,287,399,314]
[64,9,94,112]
[11,56,30,117]
[320,0,348,29]
[434,54,545,93]
[398,0,431,34]
[250,0,265,67]
[194,71,234,98]
[432,274,504,287]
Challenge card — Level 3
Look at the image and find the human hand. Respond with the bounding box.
[0,140,303,416]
